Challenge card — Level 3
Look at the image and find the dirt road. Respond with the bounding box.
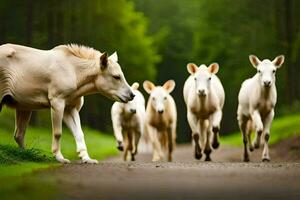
[30,144,300,200]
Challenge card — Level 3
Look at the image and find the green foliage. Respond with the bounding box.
[133,0,300,140]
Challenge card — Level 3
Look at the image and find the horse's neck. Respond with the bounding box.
[70,82,97,100]
[73,58,100,88]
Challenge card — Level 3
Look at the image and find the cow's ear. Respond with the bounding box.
[100,52,108,70]
[208,63,219,74]
[272,55,285,68]
[249,55,261,68]
[163,80,175,93]
[143,81,155,94]
[131,82,139,90]
[187,63,198,74]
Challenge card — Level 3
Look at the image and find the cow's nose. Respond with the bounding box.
[158,109,164,114]
[264,81,271,87]
[198,89,206,96]
[130,108,136,114]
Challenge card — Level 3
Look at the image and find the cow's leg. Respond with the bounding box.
[127,132,134,161]
[14,109,32,149]
[238,114,250,162]
[251,110,263,148]
[51,99,70,164]
[204,130,212,161]
[188,112,202,160]
[262,110,274,162]
[167,127,174,162]
[148,126,163,162]
[131,130,141,161]
[63,108,98,164]
[123,131,129,161]
[211,109,222,149]
[247,121,254,152]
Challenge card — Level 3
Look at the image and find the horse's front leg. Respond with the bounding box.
[51,98,70,164]
[63,108,98,164]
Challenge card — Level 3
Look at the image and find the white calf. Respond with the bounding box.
[143,80,177,162]
[111,82,146,161]
[237,55,284,162]
[183,63,225,161]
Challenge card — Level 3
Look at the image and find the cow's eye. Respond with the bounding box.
[194,77,197,81]
[152,97,156,101]
[272,70,276,74]
[113,75,121,80]
[208,77,212,81]
[258,70,261,73]
[164,96,167,100]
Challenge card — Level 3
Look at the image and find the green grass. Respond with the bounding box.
[0,108,118,179]
[221,113,300,146]
[0,108,118,200]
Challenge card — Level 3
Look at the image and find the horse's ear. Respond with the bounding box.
[100,52,108,70]
[109,52,118,62]
[131,82,139,90]
[163,80,175,93]
[143,81,155,94]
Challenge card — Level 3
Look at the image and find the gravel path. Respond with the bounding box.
[33,145,300,200]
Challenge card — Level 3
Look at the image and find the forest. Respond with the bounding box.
[0,0,299,142]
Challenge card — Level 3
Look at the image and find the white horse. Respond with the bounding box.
[0,43,134,164]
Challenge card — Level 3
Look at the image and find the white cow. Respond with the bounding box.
[143,80,177,162]
[237,55,284,162]
[183,63,225,161]
[111,82,146,161]
[0,43,134,164]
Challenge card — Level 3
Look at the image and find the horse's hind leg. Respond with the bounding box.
[14,109,32,149]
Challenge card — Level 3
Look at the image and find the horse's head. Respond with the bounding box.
[95,52,134,103]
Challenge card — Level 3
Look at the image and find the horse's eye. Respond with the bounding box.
[113,75,121,80]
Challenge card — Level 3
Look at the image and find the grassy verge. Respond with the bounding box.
[0,126,118,178]
[221,113,300,147]
[0,108,118,200]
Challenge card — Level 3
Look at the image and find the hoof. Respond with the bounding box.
[117,145,124,151]
[212,141,220,149]
[57,158,71,164]
[131,154,135,161]
[195,151,202,160]
[243,157,250,162]
[262,158,270,162]
[205,156,211,161]
[195,145,202,160]
[82,158,99,164]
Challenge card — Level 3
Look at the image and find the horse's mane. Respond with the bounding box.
[58,44,101,60]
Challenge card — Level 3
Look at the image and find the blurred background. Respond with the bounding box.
[0,0,300,143]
